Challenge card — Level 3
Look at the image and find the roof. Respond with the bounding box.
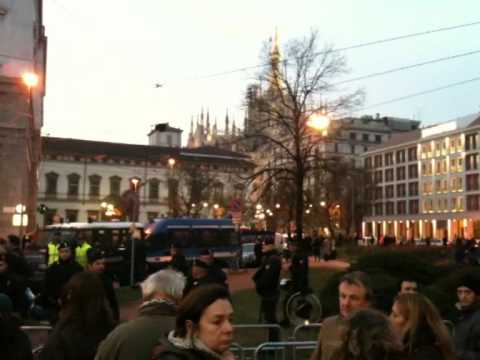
[42,137,252,166]
[148,123,183,135]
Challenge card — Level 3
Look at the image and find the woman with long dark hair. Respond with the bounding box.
[390,293,456,360]
[40,272,115,360]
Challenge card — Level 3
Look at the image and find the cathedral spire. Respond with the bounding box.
[206,109,211,134]
[232,118,237,136]
[225,110,230,135]
[270,27,282,88]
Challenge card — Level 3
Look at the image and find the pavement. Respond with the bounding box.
[120,257,349,321]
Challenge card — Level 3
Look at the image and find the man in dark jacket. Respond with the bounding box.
[95,269,185,360]
[42,241,82,318]
[86,248,120,322]
[252,237,281,341]
[0,254,28,317]
[454,273,480,360]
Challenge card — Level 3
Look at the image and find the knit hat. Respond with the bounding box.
[86,248,105,264]
[0,293,13,313]
[457,273,480,295]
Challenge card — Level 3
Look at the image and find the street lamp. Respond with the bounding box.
[213,204,219,210]
[203,202,209,208]
[22,72,39,88]
[307,109,330,135]
[320,201,326,207]
[275,203,281,209]
[168,158,176,167]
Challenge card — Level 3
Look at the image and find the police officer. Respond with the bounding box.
[253,237,281,341]
[47,231,61,265]
[74,232,91,269]
[42,241,83,319]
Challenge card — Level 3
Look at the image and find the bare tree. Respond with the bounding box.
[242,30,364,240]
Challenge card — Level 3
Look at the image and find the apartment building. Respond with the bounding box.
[362,113,480,242]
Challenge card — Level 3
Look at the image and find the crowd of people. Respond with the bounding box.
[1,233,480,359]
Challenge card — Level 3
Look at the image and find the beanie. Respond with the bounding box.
[457,273,480,295]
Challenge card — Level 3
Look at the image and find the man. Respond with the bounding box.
[310,271,373,360]
[47,231,61,265]
[0,253,28,316]
[95,269,185,360]
[42,241,83,318]
[183,255,228,295]
[86,247,120,321]
[253,237,282,341]
[169,244,189,277]
[198,249,228,287]
[74,232,91,268]
[399,279,418,294]
[454,273,480,360]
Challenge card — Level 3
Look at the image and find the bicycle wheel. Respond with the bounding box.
[285,291,322,326]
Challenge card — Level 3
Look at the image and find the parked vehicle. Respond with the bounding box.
[241,242,256,268]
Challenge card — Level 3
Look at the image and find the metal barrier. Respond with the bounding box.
[291,323,322,341]
[443,320,455,336]
[21,325,53,359]
[233,324,284,359]
[230,342,245,360]
[253,341,317,360]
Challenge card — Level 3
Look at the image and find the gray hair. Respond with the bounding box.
[141,269,186,301]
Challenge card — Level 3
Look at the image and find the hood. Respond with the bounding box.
[164,331,229,360]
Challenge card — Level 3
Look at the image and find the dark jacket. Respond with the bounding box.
[290,251,309,292]
[404,326,445,360]
[95,299,176,360]
[152,337,223,360]
[43,259,83,307]
[99,273,120,322]
[0,271,28,316]
[454,301,480,360]
[170,254,189,277]
[0,317,33,360]
[40,319,113,360]
[253,249,281,298]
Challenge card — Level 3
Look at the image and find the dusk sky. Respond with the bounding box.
[42,0,480,145]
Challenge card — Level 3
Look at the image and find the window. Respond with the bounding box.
[149,178,160,200]
[44,208,57,226]
[408,182,418,196]
[451,196,464,212]
[147,211,159,221]
[67,173,80,197]
[167,134,173,146]
[466,133,477,151]
[374,170,383,183]
[408,147,417,161]
[374,187,383,200]
[466,154,478,171]
[467,195,480,211]
[168,178,179,214]
[87,210,100,222]
[45,172,59,197]
[110,176,122,196]
[65,209,78,223]
[396,150,405,163]
[408,164,418,179]
[451,176,464,192]
[365,157,372,169]
[374,203,383,216]
[422,199,433,213]
[350,132,357,140]
[385,152,394,166]
[386,202,394,215]
[397,201,406,215]
[213,182,224,202]
[89,175,101,198]
[396,166,406,181]
[409,200,419,214]
[375,135,382,143]
[385,185,394,199]
[385,169,394,182]
[466,174,479,191]
[362,134,369,142]
[374,155,383,168]
[422,181,433,194]
[396,184,406,197]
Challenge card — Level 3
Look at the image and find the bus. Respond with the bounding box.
[145,218,240,268]
[38,222,145,285]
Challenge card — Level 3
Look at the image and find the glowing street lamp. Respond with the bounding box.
[256,204,263,210]
[203,202,209,208]
[131,178,140,191]
[22,72,39,88]
[320,201,326,207]
[168,158,176,167]
[213,204,219,210]
[275,203,281,209]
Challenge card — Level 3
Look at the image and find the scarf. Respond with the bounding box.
[167,331,229,360]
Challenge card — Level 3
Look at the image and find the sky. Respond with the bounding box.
[42,0,480,146]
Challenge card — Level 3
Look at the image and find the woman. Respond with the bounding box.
[153,284,235,360]
[334,308,406,360]
[40,272,115,360]
[390,293,455,360]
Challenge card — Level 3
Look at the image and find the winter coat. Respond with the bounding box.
[406,345,444,360]
[43,259,83,307]
[95,298,176,360]
[252,249,281,299]
[403,326,446,360]
[40,318,113,360]
[310,315,345,360]
[454,301,480,360]
[151,334,232,360]
[0,271,28,316]
[98,273,120,322]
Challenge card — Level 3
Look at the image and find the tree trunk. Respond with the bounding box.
[295,170,304,241]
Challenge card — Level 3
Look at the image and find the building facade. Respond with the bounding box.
[0,0,47,238]
[362,113,480,242]
[37,133,252,225]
